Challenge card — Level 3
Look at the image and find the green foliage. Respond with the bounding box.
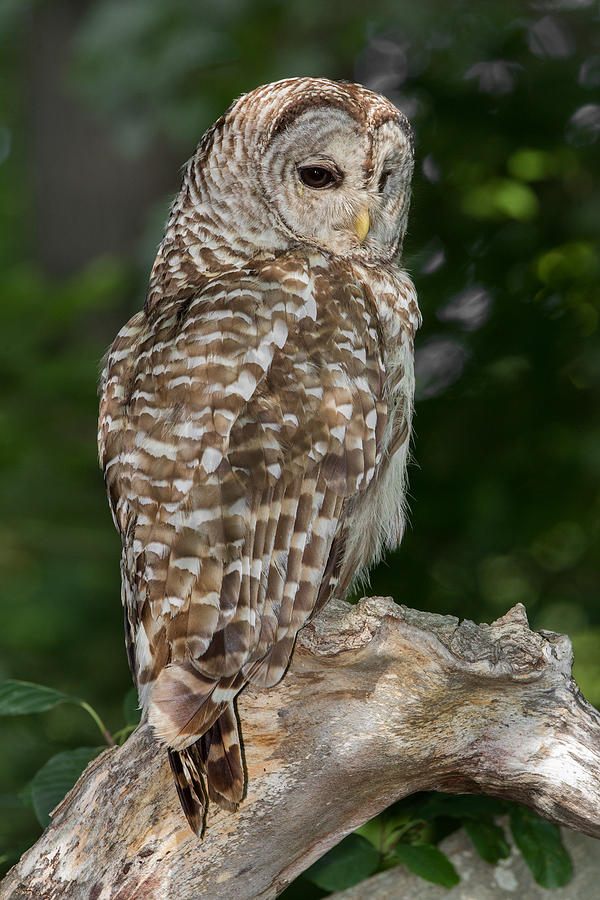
[507,149,558,182]
[416,793,507,821]
[510,806,574,889]
[0,681,112,745]
[390,843,460,888]
[298,792,573,893]
[464,820,511,866]
[302,810,461,893]
[30,747,104,827]
[69,0,372,152]
[409,793,572,889]
[0,678,137,844]
[0,681,74,717]
[571,628,600,708]
[304,834,380,892]
[122,687,142,727]
[461,177,540,221]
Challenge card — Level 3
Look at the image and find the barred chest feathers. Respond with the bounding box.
[338,261,419,590]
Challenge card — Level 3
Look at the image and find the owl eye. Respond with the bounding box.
[378,169,392,193]
[298,166,338,189]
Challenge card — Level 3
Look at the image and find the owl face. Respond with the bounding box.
[148,79,414,304]
[260,102,414,263]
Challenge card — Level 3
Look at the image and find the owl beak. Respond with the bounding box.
[353,207,370,243]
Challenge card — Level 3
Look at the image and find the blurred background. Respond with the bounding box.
[0,0,598,880]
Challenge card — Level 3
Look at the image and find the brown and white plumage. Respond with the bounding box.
[98,77,420,834]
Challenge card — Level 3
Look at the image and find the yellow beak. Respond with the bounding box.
[353,207,370,243]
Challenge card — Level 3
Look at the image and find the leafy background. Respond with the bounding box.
[0,0,598,892]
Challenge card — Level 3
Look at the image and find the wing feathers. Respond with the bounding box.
[99,256,393,829]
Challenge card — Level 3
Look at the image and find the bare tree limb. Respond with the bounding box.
[2,597,600,900]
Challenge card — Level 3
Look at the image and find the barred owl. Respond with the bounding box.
[98,77,420,834]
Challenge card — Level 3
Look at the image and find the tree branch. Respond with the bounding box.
[2,597,600,900]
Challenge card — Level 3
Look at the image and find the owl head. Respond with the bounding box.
[149,78,414,301]
[254,79,413,264]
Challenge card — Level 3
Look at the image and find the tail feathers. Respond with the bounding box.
[168,746,207,837]
[199,702,244,811]
[167,702,246,835]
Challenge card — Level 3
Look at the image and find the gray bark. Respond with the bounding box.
[2,597,600,900]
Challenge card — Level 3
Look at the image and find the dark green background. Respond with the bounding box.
[1,0,598,884]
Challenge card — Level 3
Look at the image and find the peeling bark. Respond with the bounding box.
[2,597,600,900]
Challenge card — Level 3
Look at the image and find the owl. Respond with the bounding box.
[98,77,420,834]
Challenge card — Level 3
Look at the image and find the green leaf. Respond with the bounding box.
[536,242,599,286]
[0,680,113,744]
[122,686,141,726]
[18,782,33,809]
[417,793,508,822]
[509,807,573,888]
[31,747,103,827]
[461,178,539,221]
[391,843,460,888]
[304,834,380,891]
[465,819,511,865]
[356,816,387,850]
[507,148,557,182]
[0,680,74,716]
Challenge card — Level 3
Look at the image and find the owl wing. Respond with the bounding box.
[99,255,386,754]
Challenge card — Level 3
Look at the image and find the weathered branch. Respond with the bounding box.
[2,597,600,900]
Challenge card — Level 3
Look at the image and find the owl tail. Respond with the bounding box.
[168,745,207,836]
[168,703,245,835]
[148,662,246,833]
[199,702,245,811]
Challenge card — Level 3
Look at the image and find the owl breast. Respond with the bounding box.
[333,260,419,590]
